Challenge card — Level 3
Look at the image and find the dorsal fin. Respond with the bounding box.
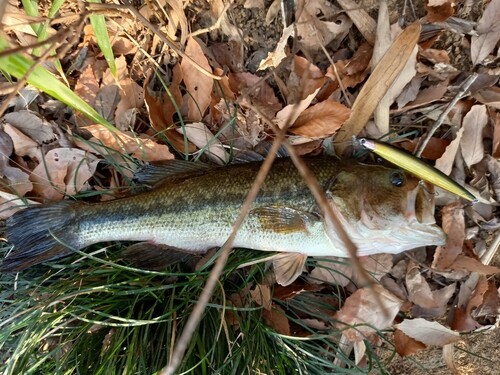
[133,160,212,187]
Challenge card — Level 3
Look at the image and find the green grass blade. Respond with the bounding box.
[0,39,116,131]
[88,0,117,77]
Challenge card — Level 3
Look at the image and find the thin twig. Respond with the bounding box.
[414,73,478,157]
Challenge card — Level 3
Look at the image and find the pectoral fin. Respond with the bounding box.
[122,242,201,271]
[250,206,319,234]
[273,253,308,286]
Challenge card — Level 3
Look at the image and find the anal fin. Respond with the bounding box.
[122,242,202,271]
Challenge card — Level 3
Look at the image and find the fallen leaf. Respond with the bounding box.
[258,24,293,70]
[113,56,144,131]
[274,87,320,130]
[395,318,460,346]
[3,123,42,161]
[74,64,99,107]
[30,148,99,201]
[399,137,450,160]
[309,257,353,287]
[493,111,500,158]
[295,0,352,56]
[435,127,464,175]
[228,72,282,119]
[250,284,272,310]
[335,284,403,342]
[78,124,174,162]
[180,37,213,121]
[336,0,376,44]
[244,0,264,9]
[287,56,326,103]
[406,261,438,309]
[460,105,488,167]
[374,45,417,133]
[450,255,500,274]
[471,0,500,65]
[0,130,32,196]
[432,202,465,269]
[4,110,56,144]
[351,254,394,286]
[450,273,485,332]
[394,329,427,356]
[335,22,421,153]
[176,122,229,164]
[425,0,455,22]
[290,99,351,138]
[261,304,291,335]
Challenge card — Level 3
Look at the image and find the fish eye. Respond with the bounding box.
[390,171,405,187]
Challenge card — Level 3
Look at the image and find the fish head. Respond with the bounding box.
[329,164,446,255]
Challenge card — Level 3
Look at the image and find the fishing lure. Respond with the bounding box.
[358,138,476,202]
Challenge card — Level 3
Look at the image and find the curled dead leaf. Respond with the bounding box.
[335,284,403,342]
[290,99,351,138]
[30,148,99,201]
[395,318,460,346]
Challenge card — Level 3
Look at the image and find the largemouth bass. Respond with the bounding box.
[1,158,446,273]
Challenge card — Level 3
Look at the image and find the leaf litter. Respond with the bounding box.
[0,0,499,373]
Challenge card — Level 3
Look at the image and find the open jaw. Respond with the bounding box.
[353,183,446,256]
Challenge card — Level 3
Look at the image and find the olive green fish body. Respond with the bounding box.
[2,158,446,271]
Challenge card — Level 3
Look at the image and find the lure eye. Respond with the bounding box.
[390,171,405,187]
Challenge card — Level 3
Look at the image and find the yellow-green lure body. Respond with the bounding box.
[358,138,476,202]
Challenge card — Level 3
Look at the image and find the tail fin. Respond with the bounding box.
[1,201,80,272]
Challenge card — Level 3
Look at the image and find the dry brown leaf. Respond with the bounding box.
[274,87,321,130]
[399,84,448,112]
[79,124,174,162]
[114,56,144,131]
[228,72,281,119]
[290,99,351,138]
[399,137,450,160]
[394,329,427,356]
[450,273,484,332]
[309,257,353,287]
[0,131,32,197]
[143,67,196,153]
[336,0,376,44]
[250,284,272,310]
[334,284,403,342]
[395,318,460,346]
[176,122,229,164]
[406,261,438,309]
[30,148,98,201]
[460,105,488,167]
[335,22,421,153]
[432,202,465,269]
[435,127,464,175]
[287,56,326,103]
[181,37,213,122]
[295,0,352,56]
[351,254,394,286]
[244,0,264,8]
[493,110,500,158]
[258,24,293,70]
[4,110,56,144]
[74,64,99,107]
[374,45,417,133]
[471,0,500,65]
[425,0,455,22]
[261,304,291,335]
[3,123,42,161]
[450,255,500,274]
